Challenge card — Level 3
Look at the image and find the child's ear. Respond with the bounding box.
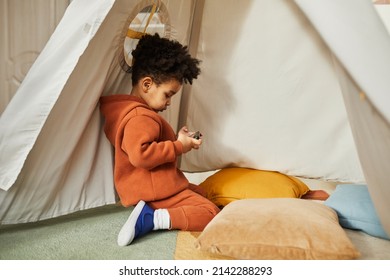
[142,77,153,92]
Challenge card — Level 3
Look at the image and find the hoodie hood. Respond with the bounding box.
[99,95,150,145]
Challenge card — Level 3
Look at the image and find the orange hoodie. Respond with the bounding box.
[99,94,189,206]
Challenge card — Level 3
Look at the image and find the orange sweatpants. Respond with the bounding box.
[148,184,220,231]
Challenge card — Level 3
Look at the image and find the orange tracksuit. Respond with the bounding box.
[99,95,219,230]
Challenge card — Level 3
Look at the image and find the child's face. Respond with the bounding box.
[146,79,182,112]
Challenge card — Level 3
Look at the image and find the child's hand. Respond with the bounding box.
[177,126,202,153]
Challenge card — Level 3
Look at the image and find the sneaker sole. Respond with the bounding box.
[117,200,146,246]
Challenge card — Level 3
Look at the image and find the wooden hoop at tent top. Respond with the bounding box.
[118,0,171,72]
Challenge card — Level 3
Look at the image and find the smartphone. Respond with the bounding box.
[192,131,202,140]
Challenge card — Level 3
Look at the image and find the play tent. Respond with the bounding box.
[0,0,389,239]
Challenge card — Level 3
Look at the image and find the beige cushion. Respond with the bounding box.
[195,198,360,260]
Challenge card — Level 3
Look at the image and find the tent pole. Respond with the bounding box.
[177,0,205,168]
[177,0,205,132]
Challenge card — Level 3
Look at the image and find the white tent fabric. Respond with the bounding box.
[0,0,117,224]
[295,0,390,238]
[0,0,115,192]
[0,0,388,237]
[180,0,364,181]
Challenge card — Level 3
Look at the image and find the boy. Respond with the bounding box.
[100,34,220,246]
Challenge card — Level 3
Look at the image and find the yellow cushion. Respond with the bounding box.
[199,167,310,207]
[195,198,360,260]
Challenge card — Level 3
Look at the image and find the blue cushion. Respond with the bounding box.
[324,184,389,240]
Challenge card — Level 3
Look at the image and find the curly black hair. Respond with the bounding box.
[130,33,201,86]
